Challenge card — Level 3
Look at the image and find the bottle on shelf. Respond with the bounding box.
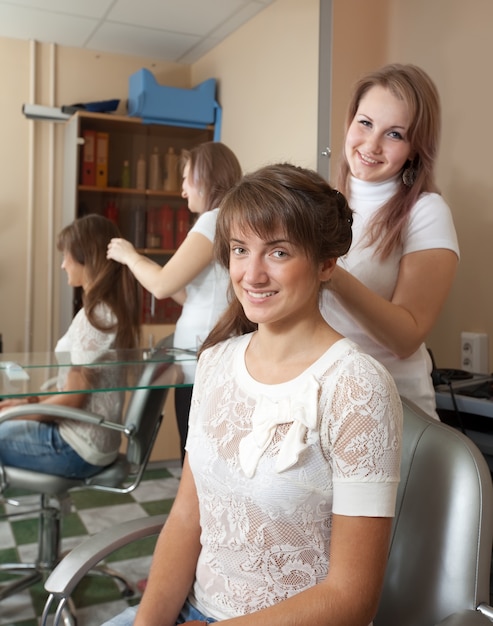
[149,146,161,191]
[136,154,146,190]
[164,147,179,192]
[121,159,131,188]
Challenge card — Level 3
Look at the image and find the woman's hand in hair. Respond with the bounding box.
[107,238,141,269]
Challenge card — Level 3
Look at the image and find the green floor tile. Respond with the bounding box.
[106,535,158,563]
[70,488,134,509]
[142,467,173,481]
[141,498,174,516]
[28,580,51,618]
[10,510,85,545]
[9,517,40,546]
[71,573,124,608]
[62,510,89,537]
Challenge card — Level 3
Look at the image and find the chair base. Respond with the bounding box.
[0,494,135,610]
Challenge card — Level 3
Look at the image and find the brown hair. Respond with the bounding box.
[181,141,242,213]
[337,63,441,259]
[57,214,140,349]
[201,163,353,353]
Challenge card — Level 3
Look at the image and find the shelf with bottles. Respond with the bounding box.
[77,111,212,193]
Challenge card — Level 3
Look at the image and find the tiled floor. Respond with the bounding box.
[0,461,181,626]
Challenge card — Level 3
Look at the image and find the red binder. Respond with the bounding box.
[81,130,96,186]
[95,132,109,188]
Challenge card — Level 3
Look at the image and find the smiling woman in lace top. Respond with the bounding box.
[103,163,403,626]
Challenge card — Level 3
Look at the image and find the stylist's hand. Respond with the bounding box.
[107,238,139,266]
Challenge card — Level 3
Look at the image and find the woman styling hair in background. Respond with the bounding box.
[0,214,140,478]
[107,141,242,462]
[320,63,459,419]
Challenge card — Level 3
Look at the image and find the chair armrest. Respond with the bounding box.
[436,608,493,625]
[0,404,127,433]
[44,514,166,597]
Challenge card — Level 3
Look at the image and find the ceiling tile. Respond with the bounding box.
[87,22,201,61]
[0,4,98,46]
[107,0,248,36]
[0,0,114,19]
[0,0,275,62]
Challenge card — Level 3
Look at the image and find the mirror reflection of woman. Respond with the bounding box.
[0,215,140,478]
[107,142,242,463]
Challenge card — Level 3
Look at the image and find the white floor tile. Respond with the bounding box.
[130,477,180,502]
[78,503,147,535]
[0,589,35,625]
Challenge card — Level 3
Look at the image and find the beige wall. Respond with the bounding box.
[191,0,320,174]
[2,0,493,374]
[384,0,493,370]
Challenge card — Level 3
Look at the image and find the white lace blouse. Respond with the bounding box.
[186,333,403,620]
[55,304,124,466]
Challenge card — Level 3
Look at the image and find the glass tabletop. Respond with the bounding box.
[0,347,196,399]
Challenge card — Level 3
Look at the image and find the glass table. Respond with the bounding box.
[0,347,196,399]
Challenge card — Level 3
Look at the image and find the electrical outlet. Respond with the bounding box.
[461,332,489,373]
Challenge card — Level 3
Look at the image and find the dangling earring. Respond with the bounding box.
[402,160,417,187]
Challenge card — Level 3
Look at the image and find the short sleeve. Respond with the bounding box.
[403,192,460,259]
[321,353,403,517]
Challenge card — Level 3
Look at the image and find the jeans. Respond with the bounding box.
[101,600,217,625]
[0,420,101,478]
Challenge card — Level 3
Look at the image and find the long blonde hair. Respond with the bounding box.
[338,63,441,259]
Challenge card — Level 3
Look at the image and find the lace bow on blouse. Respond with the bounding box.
[238,375,320,477]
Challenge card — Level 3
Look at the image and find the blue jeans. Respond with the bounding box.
[0,420,101,478]
[101,600,217,625]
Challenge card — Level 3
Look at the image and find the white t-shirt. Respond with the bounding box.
[320,176,460,418]
[55,304,124,465]
[186,333,402,621]
[173,208,230,382]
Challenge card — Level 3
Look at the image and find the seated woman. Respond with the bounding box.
[102,164,402,626]
[0,214,140,478]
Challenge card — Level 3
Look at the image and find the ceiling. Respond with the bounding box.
[0,0,274,64]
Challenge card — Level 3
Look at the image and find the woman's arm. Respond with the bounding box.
[218,515,392,626]
[0,367,87,422]
[107,233,214,300]
[329,248,458,358]
[134,456,202,626]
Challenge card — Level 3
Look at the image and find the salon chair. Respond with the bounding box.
[0,337,178,604]
[40,398,493,626]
